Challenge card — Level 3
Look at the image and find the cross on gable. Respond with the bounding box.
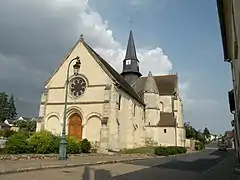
[80,34,84,41]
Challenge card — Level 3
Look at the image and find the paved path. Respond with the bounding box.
[1,149,239,180]
[0,154,153,174]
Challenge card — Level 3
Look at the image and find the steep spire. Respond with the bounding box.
[144,71,159,94]
[121,30,142,85]
[125,30,138,61]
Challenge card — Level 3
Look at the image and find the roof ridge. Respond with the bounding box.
[82,41,144,105]
[45,36,83,86]
[141,74,178,78]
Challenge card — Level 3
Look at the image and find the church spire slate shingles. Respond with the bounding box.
[121,30,142,85]
[144,71,159,94]
[125,30,138,60]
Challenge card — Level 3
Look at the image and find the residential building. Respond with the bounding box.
[217,0,240,159]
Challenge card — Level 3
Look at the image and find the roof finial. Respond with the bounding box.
[80,34,84,42]
[128,17,133,30]
[148,71,153,76]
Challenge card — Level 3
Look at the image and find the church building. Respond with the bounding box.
[36,31,185,151]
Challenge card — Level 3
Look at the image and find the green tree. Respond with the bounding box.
[26,120,36,132]
[14,120,26,129]
[8,95,17,119]
[184,122,197,139]
[196,130,206,143]
[203,127,211,138]
[0,92,9,122]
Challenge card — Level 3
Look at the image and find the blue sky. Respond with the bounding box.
[90,0,233,134]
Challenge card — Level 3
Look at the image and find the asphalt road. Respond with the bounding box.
[1,144,239,180]
[205,141,219,149]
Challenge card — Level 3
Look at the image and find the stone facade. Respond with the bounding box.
[36,31,185,151]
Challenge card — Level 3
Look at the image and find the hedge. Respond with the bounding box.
[3,131,91,154]
[4,132,30,154]
[28,131,59,154]
[79,138,91,153]
[195,141,205,151]
[0,129,16,138]
[154,146,187,156]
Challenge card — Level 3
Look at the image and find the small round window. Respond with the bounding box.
[69,77,87,98]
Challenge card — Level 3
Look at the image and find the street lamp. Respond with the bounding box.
[59,56,81,160]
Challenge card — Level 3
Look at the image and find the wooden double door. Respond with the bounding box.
[68,113,82,141]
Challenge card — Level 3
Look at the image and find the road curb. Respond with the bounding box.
[0,157,154,175]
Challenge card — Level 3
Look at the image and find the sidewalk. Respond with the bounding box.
[0,154,154,175]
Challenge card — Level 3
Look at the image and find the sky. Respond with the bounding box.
[0,0,233,134]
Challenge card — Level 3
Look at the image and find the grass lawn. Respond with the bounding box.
[120,146,155,154]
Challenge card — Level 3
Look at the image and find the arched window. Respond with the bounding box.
[133,104,136,116]
[118,94,121,110]
[160,101,164,112]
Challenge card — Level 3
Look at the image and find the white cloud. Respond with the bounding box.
[54,0,172,76]
[179,81,219,111]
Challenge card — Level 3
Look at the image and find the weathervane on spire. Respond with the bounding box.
[128,17,133,30]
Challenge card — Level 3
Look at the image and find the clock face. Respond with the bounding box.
[69,77,87,98]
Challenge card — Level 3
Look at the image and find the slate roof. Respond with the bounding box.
[157,112,176,127]
[124,30,138,61]
[82,41,144,105]
[0,122,10,128]
[17,116,32,121]
[133,74,178,96]
[5,119,15,124]
[143,71,159,94]
[44,34,177,105]
[44,36,144,105]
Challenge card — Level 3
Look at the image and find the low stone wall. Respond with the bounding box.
[185,139,191,148]
[0,153,151,161]
[185,139,196,150]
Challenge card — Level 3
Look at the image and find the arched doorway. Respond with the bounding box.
[68,113,82,141]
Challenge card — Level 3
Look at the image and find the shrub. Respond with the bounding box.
[26,120,37,132]
[0,130,4,137]
[154,146,187,156]
[28,131,57,154]
[4,132,30,154]
[14,120,27,129]
[80,138,91,153]
[195,141,205,151]
[67,137,80,154]
[0,129,15,138]
[145,137,158,147]
[174,146,187,154]
[52,135,61,154]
